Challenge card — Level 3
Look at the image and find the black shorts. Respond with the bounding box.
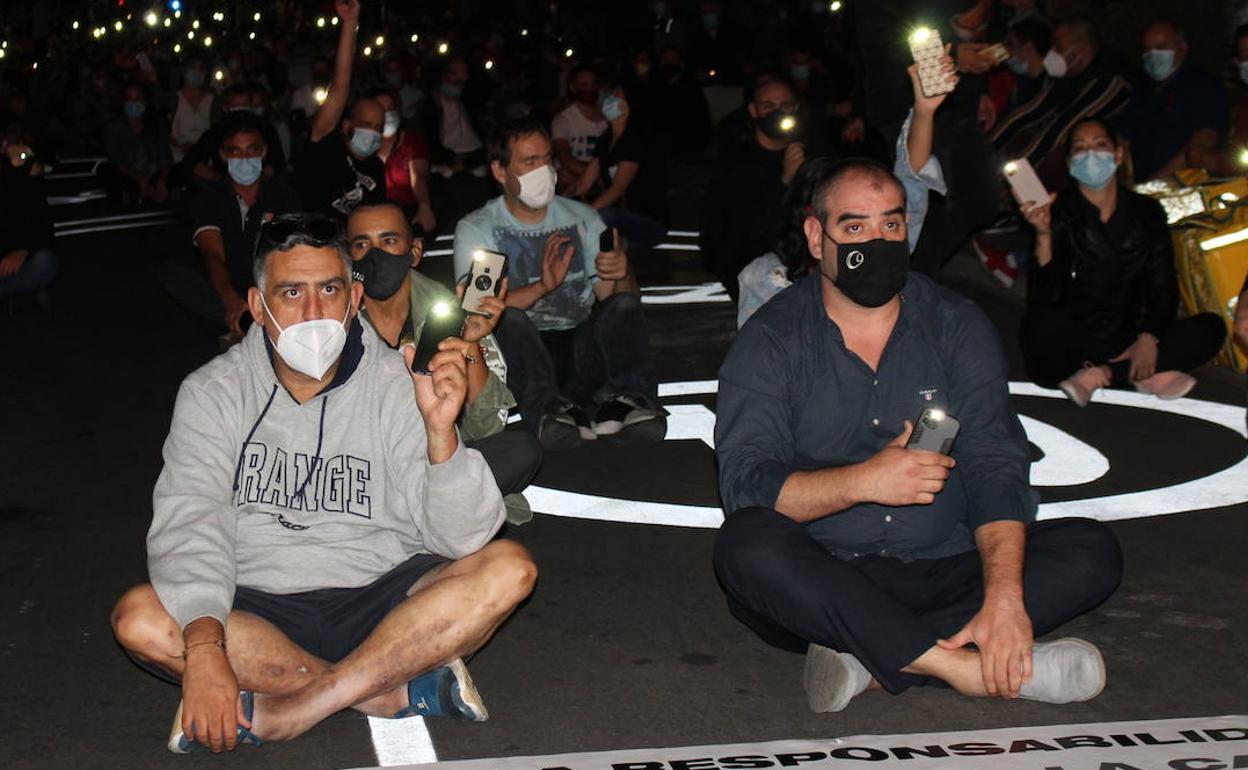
[131,551,447,683]
[232,551,448,663]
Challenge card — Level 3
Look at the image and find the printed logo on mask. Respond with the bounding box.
[846,250,865,270]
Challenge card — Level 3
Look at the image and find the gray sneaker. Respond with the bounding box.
[1019,638,1106,704]
[803,643,872,713]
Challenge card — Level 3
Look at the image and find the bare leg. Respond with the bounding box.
[111,585,404,716]
[248,540,536,741]
[901,645,990,697]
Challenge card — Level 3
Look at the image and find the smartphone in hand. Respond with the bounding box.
[461,249,507,315]
[909,27,957,97]
[1003,158,1049,208]
[410,300,466,374]
[906,408,961,455]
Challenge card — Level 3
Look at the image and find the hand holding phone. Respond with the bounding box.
[461,249,508,315]
[905,408,961,455]
[410,300,466,375]
[595,228,630,281]
[1003,158,1049,208]
[909,27,958,97]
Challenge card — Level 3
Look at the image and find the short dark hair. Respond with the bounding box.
[1011,19,1052,57]
[488,117,550,167]
[218,112,268,149]
[747,69,796,104]
[1064,117,1118,156]
[222,82,251,104]
[568,63,599,85]
[252,213,350,290]
[809,157,906,227]
[348,202,413,241]
[775,156,841,279]
[1234,22,1248,51]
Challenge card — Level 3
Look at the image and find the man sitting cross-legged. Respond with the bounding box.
[111,213,537,753]
[713,158,1122,712]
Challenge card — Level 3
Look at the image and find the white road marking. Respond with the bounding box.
[368,716,437,767]
[522,380,1248,528]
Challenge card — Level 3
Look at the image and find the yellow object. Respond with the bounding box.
[1163,171,1248,371]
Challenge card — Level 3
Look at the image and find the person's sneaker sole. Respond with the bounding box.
[1020,637,1106,704]
[803,644,867,713]
[446,658,489,722]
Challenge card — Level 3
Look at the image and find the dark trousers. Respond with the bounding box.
[713,507,1122,694]
[1021,307,1226,389]
[158,257,229,334]
[467,429,544,497]
[599,206,667,251]
[0,249,57,296]
[495,293,659,431]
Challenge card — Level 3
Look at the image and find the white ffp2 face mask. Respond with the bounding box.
[260,294,352,381]
[1043,48,1069,78]
[516,164,556,209]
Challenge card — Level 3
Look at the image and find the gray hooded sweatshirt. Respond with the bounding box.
[146,317,505,631]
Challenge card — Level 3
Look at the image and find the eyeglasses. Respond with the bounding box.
[254,214,340,260]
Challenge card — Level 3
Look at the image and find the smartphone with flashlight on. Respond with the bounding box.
[461,249,508,315]
[906,407,961,455]
[909,27,957,98]
[410,300,466,375]
[1002,157,1049,208]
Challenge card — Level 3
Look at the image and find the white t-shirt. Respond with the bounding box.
[550,104,607,163]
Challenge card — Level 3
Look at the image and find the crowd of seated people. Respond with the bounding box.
[5,0,1248,754]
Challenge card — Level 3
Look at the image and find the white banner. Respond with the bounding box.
[351,715,1248,770]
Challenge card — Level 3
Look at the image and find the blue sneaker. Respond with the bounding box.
[167,690,263,754]
[393,658,488,721]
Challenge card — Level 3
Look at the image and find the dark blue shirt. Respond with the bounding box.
[715,272,1037,561]
[1117,60,1228,181]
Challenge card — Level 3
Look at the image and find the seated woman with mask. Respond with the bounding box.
[1019,118,1226,405]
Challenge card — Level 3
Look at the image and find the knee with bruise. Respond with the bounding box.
[484,540,538,608]
[111,584,172,653]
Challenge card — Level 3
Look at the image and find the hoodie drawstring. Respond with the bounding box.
[232,384,279,494]
[293,395,328,503]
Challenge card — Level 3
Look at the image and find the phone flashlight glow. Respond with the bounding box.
[431,301,453,318]
[910,27,934,45]
[779,115,797,132]
[1003,161,1018,175]
[472,250,485,262]
[929,409,945,421]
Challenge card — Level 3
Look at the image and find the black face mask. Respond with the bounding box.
[353,247,412,300]
[759,110,799,141]
[820,235,909,308]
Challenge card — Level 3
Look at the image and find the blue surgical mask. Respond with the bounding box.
[1069,150,1118,189]
[1007,55,1031,75]
[440,82,462,98]
[349,127,382,158]
[123,101,146,119]
[226,156,263,186]
[1237,60,1248,85]
[184,69,205,88]
[790,64,812,81]
[1143,49,1176,82]
[601,94,625,121]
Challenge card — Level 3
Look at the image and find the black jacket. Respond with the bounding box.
[1029,185,1177,340]
[0,162,53,257]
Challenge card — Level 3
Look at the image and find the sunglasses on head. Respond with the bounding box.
[259,215,339,245]
[254,214,340,260]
